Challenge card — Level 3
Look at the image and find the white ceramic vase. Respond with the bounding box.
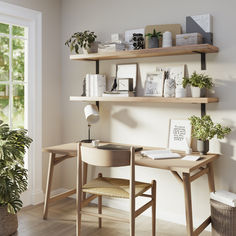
[175,87,186,98]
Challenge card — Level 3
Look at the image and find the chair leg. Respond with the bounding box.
[43,153,55,220]
[152,180,156,236]
[98,173,102,228]
[98,195,102,228]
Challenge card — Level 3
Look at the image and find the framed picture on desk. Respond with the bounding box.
[168,119,192,151]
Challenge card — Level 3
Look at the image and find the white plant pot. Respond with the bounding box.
[191,86,201,98]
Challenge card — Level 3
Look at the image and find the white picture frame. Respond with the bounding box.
[168,119,192,151]
[144,72,165,97]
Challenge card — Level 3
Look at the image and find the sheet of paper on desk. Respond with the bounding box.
[141,150,181,160]
[182,155,201,161]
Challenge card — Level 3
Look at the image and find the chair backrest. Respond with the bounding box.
[80,145,132,167]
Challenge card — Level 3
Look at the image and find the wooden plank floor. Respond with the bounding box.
[14,198,210,236]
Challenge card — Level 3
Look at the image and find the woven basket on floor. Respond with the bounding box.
[211,199,236,236]
[0,206,18,236]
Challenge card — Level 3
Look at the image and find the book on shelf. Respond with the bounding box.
[86,74,106,97]
[98,43,126,53]
[102,91,135,97]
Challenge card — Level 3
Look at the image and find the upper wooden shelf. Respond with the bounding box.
[70,96,219,104]
[70,44,219,61]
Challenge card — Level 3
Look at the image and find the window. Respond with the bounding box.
[0,22,28,129]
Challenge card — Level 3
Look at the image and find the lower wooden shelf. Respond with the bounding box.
[70,96,219,104]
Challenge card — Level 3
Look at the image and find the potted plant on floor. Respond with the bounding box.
[0,120,32,236]
[65,30,98,54]
[189,115,231,154]
[182,71,213,97]
[145,29,162,48]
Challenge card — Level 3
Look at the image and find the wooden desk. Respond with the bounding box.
[43,142,219,236]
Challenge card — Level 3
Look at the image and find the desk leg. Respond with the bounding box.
[183,173,194,236]
[82,162,88,200]
[43,153,55,220]
[207,162,215,192]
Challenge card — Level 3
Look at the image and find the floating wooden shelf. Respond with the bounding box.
[70,96,219,104]
[70,44,219,61]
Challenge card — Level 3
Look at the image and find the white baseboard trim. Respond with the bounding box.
[31,189,44,205]
[51,188,211,231]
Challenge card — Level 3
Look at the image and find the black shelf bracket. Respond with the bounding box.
[193,51,206,70]
[95,60,100,109]
[201,103,206,117]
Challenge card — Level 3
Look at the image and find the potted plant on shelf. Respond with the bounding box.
[189,115,231,154]
[145,29,162,48]
[0,120,32,236]
[182,71,213,97]
[65,30,98,54]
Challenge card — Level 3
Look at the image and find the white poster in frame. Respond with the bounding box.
[144,71,165,97]
[168,119,192,151]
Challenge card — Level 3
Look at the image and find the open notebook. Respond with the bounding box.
[141,150,181,160]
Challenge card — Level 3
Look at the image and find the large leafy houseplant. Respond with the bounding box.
[189,115,231,154]
[65,30,97,54]
[0,120,32,235]
[183,72,213,97]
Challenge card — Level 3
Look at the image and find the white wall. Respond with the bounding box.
[61,0,236,227]
[0,0,63,191]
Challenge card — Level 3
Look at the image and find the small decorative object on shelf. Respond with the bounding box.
[145,29,162,48]
[125,28,144,50]
[81,78,86,96]
[117,78,133,91]
[189,115,231,154]
[65,30,97,54]
[164,71,175,97]
[144,71,165,96]
[186,14,213,44]
[176,33,202,46]
[182,71,213,98]
[132,33,144,50]
[162,31,172,47]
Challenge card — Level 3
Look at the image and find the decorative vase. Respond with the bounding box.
[164,78,175,97]
[197,140,209,155]
[82,41,99,54]
[175,87,186,98]
[162,31,172,48]
[148,37,159,48]
[0,206,18,236]
[191,86,206,98]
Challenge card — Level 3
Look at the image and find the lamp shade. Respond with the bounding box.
[84,104,99,124]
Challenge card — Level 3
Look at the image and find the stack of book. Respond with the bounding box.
[86,74,106,97]
[98,43,126,53]
[102,91,134,97]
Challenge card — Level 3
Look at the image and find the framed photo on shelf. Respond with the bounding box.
[144,71,165,96]
[168,119,192,151]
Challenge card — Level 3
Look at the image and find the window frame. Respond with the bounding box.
[0,1,43,206]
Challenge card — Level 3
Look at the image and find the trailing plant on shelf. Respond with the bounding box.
[182,71,213,97]
[145,29,162,48]
[65,30,97,54]
[0,120,32,235]
[189,115,231,154]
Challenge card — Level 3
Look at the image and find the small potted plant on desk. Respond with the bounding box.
[189,115,231,155]
[182,71,213,97]
[145,29,162,48]
[65,30,98,54]
[0,120,32,236]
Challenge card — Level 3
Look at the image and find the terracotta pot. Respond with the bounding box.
[197,140,209,155]
[0,206,18,236]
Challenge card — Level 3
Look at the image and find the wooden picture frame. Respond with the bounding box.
[168,119,192,151]
[144,71,165,97]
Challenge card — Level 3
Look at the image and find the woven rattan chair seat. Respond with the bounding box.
[82,176,152,199]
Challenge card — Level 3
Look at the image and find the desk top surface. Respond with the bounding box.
[43,142,219,173]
